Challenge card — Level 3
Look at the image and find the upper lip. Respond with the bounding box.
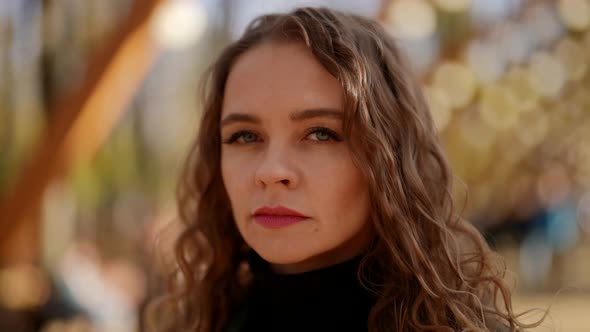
[253,205,308,217]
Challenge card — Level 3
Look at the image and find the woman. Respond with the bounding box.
[149,6,543,332]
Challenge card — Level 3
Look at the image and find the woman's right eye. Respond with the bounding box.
[222,130,260,144]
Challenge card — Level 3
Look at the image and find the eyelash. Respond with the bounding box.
[222,126,342,145]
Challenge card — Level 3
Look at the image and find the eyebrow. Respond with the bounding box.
[220,108,343,127]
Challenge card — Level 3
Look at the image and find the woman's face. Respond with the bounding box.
[220,41,371,274]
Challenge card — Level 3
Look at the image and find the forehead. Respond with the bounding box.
[222,41,344,116]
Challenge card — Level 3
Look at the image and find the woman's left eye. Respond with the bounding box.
[305,127,342,143]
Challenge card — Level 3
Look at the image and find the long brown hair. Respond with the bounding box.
[149,7,543,332]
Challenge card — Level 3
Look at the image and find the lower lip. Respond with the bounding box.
[253,215,308,229]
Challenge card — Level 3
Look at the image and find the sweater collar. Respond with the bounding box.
[247,250,366,292]
[243,250,375,331]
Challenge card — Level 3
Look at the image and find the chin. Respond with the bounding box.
[251,243,315,265]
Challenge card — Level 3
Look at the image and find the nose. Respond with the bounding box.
[254,146,298,189]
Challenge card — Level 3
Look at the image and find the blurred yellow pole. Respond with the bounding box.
[0,0,164,262]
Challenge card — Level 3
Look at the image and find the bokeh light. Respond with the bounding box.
[478,84,519,129]
[424,85,452,131]
[525,3,565,47]
[459,107,496,149]
[494,22,534,65]
[387,0,437,40]
[558,0,590,31]
[516,109,549,147]
[469,0,518,25]
[466,40,506,83]
[528,52,566,99]
[554,37,589,82]
[432,62,477,109]
[504,67,539,113]
[150,0,207,50]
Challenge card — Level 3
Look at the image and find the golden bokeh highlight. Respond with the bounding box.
[558,0,590,31]
[555,37,589,81]
[528,52,566,99]
[516,109,550,147]
[387,0,437,40]
[432,62,478,109]
[478,84,520,129]
[504,67,540,113]
[424,86,453,131]
[466,41,505,83]
[459,108,496,150]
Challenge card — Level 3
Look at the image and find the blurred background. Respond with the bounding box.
[0,0,589,331]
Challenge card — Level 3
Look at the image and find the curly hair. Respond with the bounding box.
[147,7,544,332]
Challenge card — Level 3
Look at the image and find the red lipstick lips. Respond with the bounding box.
[252,205,309,229]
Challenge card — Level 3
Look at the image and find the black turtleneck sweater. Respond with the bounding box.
[224,251,376,332]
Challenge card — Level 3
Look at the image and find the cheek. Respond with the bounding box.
[221,152,248,206]
[323,171,368,218]
[307,150,370,224]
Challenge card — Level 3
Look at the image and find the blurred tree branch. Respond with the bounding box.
[0,0,163,260]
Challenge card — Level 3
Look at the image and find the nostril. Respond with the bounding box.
[280,179,289,185]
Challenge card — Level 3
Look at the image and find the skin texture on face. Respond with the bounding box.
[220,41,372,274]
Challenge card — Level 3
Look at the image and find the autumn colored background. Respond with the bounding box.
[1,0,589,331]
